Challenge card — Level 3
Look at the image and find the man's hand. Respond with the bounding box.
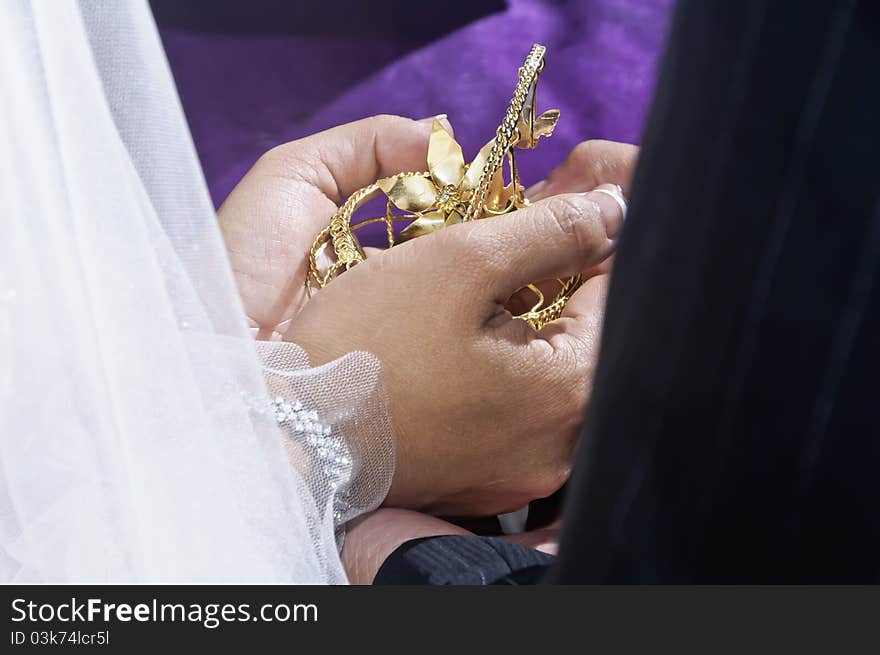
[341,508,559,584]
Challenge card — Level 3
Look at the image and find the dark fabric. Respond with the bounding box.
[551,0,880,583]
[377,0,880,585]
[374,536,553,585]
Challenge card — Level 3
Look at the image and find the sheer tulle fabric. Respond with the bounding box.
[0,0,393,582]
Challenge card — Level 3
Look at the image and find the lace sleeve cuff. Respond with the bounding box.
[254,341,395,548]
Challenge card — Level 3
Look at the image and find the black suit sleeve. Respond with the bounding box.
[373,536,553,585]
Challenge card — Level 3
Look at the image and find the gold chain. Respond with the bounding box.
[307,172,431,295]
[462,44,545,223]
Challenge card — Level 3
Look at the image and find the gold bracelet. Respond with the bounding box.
[306,44,580,330]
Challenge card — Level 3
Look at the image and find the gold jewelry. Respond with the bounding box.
[306,44,579,330]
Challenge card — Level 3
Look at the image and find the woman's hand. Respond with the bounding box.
[218,115,452,339]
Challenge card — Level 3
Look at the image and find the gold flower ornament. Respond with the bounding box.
[379,121,517,242]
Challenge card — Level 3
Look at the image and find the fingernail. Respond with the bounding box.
[535,542,558,556]
[526,179,549,201]
[416,114,453,136]
[416,113,447,124]
[581,186,624,239]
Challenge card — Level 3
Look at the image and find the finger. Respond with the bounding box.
[504,218,617,316]
[536,274,610,352]
[341,509,471,585]
[527,139,638,201]
[259,114,452,203]
[449,187,624,304]
[505,279,566,316]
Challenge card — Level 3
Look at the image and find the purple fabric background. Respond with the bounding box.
[157,0,673,208]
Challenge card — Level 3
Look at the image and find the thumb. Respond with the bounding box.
[448,189,624,303]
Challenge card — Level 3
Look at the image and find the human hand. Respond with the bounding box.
[340,509,471,585]
[218,115,452,339]
[220,114,637,514]
[286,183,625,515]
[341,508,559,584]
[506,139,638,317]
[217,117,636,338]
[527,139,638,201]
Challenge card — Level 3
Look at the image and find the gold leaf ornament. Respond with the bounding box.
[379,120,503,241]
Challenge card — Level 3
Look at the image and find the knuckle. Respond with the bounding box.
[539,195,601,250]
[544,194,592,228]
[256,142,293,170]
[571,138,597,161]
[571,139,605,179]
[570,139,640,187]
[366,114,408,131]
[256,140,319,183]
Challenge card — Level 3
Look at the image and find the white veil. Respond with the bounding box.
[0,0,393,583]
